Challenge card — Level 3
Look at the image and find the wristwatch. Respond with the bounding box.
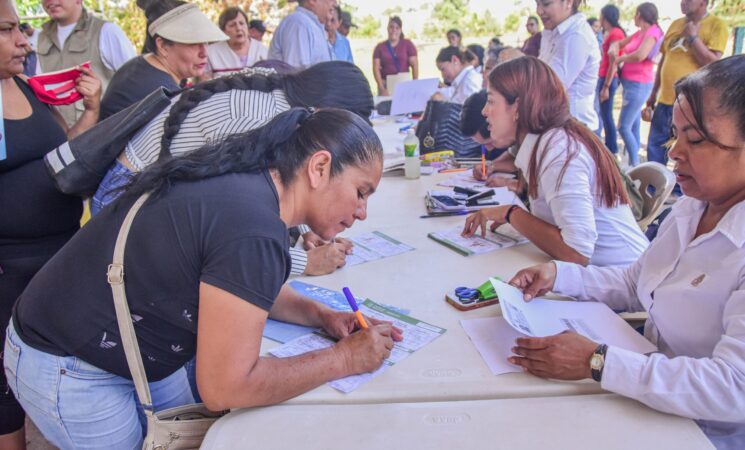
[686,35,699,46]
[590,344,608,382]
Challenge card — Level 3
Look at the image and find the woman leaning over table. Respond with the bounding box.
[0,1,101,448]
[4,108,402,449]
[605,2,663,167]
[509,55,745,450]
[462,57,648,267]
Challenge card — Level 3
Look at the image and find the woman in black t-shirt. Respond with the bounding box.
[0,3,101,448]
[6,108,402,449]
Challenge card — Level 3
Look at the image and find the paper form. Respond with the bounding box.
[460,317,523,375]
[491,279,657,354]
[389,78,440,116]
[269,299,446,393]
[345,231,415,266]
[428,226,528,256]
[263,281,409,343]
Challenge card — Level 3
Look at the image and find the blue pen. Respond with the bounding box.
[399,123,414,133]
[342,287,369,329]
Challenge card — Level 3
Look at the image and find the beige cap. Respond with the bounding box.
[148,4,228,44]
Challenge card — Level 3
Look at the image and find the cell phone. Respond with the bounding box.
[445,292,499,311]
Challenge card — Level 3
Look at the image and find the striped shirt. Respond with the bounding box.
[121,86,315,274]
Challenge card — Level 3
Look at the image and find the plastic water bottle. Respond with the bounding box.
[403,129,420,179]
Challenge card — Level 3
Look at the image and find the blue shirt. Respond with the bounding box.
[269,6,333,69]
[332,31,353,63]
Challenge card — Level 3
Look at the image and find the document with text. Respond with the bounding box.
[270,299,446,393]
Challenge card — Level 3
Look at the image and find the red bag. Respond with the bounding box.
[28,62,91,105]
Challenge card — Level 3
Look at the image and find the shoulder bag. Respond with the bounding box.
[107,193,227,450]
[415,100,481,158]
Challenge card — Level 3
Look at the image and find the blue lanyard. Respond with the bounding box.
[0,84,6,161]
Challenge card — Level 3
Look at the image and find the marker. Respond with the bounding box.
[439,168,469,174]
[342,287,368,329]
[398,123,414,133]
[481,145,487,178]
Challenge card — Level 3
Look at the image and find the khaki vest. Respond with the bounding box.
[37,9,116,126]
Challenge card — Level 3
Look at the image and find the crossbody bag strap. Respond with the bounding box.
[386,41,402,74]
[107,192,154,411]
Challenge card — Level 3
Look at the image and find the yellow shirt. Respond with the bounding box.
[658,15,729,105]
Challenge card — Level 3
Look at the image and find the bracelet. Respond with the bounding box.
[505,205,520,224]
[686,35,698,46]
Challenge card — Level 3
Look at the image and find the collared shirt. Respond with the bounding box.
[539,13,600,131]
[553,197,745,449]
[514,130,648,266]
[331,31,353,63]
[438,66,482,105]
[268,6,333,69]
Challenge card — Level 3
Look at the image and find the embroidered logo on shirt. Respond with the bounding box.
[182,309,192,323]
[171,344,183,353]
[131,314,143,323]
[99,332,117,349]
[691,274,706,287]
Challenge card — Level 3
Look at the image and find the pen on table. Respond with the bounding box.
[419,211,469,218]
[439,168,469,174]
[481,145,487,177]
[342,287,368,329]
[398,123,414,133]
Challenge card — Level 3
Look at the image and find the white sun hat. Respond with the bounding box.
[148,3,228,44]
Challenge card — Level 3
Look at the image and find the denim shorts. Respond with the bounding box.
[3,323,193,449]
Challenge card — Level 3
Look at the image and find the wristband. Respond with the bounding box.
[505,205,520,224]
[686,35,698,46]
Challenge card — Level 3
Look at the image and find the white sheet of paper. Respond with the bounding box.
[269,300,446,393]
[345,231,414,266]
[491,279,657,354]
[390,78,440,116]
[428,226,528,256]
[461,317,523,375]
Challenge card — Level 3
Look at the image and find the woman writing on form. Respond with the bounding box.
[462,57,647,267]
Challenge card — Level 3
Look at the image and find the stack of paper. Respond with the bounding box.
[428,226,528,256]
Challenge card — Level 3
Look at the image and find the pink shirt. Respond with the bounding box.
[620,25,663,84]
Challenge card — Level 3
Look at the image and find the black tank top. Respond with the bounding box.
[0,77,81,259]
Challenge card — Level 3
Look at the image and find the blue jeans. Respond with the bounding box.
[646,103,673,165]
[91,160,134,216]
[618,79,653,167]
[595,76,619,153]
[3,323,194,450]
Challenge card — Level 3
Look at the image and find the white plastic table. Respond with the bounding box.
[260,173,605,405]
[201,394,713,450]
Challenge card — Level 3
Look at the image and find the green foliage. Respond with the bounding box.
[354,14,382,39]
[423,0,503,39]
[503,12,521,34]
[712,0,745,29]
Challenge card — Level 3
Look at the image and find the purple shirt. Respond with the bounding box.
[373,39,417,78]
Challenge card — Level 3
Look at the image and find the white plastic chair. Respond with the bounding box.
[627,162,676,231]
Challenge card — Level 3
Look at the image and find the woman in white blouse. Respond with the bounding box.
[536,0,600,131]
[206,7,268,78]
[431,46,482,105]
[509,55,745,450]
[462,57,647,267]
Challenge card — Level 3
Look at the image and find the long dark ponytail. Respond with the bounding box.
[126,108,383,200]
[159,61,373,160]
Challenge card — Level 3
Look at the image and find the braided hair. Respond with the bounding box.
[158,61,374,161]
[125,108,383,200]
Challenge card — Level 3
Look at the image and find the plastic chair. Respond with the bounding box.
[627,162,676,231]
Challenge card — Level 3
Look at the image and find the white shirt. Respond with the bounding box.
[539,13,600,131]
[207,39,268,77]
[438,66,482,105]
[37,21,135,74]
[26,28,40,51]
[268,6,333,69]
[514,130,648,266]
[553,196,745,449]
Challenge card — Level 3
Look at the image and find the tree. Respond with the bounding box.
[423,0,470,39]
[355,14,382,39]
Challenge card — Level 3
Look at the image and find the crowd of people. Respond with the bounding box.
[1,0,743,449]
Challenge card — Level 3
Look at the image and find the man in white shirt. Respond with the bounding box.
[537,0,600,131]
[269,0,336,69]
[37,0,135,125]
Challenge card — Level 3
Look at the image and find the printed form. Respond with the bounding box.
[461,279,656,375]
[270,299,446,393]
[345,231,415,266]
